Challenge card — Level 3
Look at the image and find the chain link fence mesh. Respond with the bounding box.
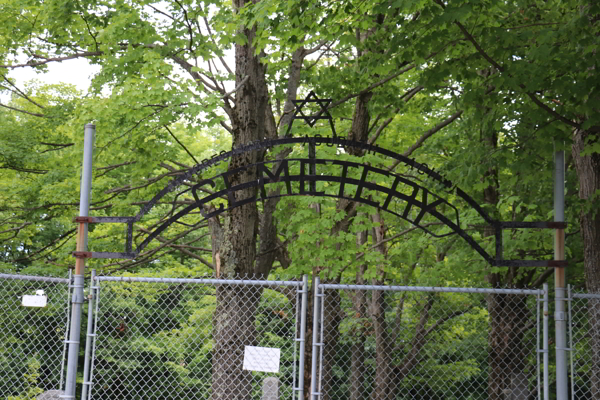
[570,289,600,400]
[2,273,575,400]
[316,285,543,400]
[0,273,71,400]
[88,276,304,400]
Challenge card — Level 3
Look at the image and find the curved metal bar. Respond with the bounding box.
[132,137,495,225]
[80,137,563,266]
[133,156,494,264]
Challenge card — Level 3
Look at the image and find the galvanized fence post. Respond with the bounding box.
[317,282,325,399]
[568,284,574,400]
[310,276,321,400]
[59,269,72,393]
[81,269,96,400]
[543,283,549,400]
[554,147,568,400]
[87,275,101,400]
[296,275,308,400]
[63,124,95,399]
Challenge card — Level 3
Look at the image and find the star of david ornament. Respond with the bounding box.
[285,91,337,137]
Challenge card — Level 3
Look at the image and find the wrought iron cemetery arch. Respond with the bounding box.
[74,93,566,268]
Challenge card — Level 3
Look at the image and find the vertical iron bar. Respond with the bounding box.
[554,148,567,400]
[309,142,316,193]
[544,283,549,400]
[125,221,133,253]
[64,124,95,399]
[297,275,308,400]
[495,223,503,264]
[310,276,320,400]
[81,269,96,400]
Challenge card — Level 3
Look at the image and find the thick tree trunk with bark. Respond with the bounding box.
[370,289,394,400]
[211,1,269,397]
[350,229,368,400]
[486,292,531,400]
[212,285,263,400]
[572,127,600,398]
[369,211,395,400]
[482,128,531,400]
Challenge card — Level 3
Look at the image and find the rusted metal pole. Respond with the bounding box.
[554,149,568,400]
[64,124,95,399]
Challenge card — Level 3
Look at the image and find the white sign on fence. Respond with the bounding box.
[243,346,280,373]
[22,294,47,307]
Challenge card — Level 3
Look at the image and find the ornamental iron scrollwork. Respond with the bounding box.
[73,92,567,268]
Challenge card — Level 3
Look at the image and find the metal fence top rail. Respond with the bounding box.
[0,273,70,283]
[571,292,600,299]
[319,283,544,295]
[94,275,304,287]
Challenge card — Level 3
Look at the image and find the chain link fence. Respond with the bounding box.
[569,287,600,400]
[0,273,71,400]
[313,281,546,400]
[12,272,600,400]
[87,276,307,400]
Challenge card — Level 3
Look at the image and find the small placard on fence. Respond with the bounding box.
[22,294,47,307]
[243,346,280,373]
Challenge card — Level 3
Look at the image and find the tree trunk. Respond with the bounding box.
[211,1,269,397]
[481,126,531,400]
[212,285,263,400]
[486,292,531,400]
[572,127,600,398]
[350,230,368,400]
[370,289,394,400]
[320,282,342,400]
[369,210,394,400]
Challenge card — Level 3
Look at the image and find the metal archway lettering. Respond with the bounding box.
[73,135,566,268]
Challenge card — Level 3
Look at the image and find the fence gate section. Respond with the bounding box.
[86,275,308,400]
[311,279,548,400]
[0,273,71,399]
[569,286,600,400]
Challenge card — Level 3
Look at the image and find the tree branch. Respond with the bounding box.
[1,75,46,109]
[0,222,32,235]
[14,228,77,263]
[136,225,214,269]
[221,75,249,99]
[530,268,555,288]
[0,51,103,69]
[163,125,199,164]
[328,63,415,109]
[435,0,581,130]
[340,222,443,273]
[200,8,233,76]
[39,142,74,153]
[0,102,45,117]
[388,110,463,171]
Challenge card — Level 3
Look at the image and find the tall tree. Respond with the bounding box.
[1,0,597,398]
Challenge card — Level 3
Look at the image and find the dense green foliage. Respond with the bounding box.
[0,0,598,398]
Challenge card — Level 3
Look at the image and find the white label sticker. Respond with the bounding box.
[243,346,280,373]
[22,295,47,308]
